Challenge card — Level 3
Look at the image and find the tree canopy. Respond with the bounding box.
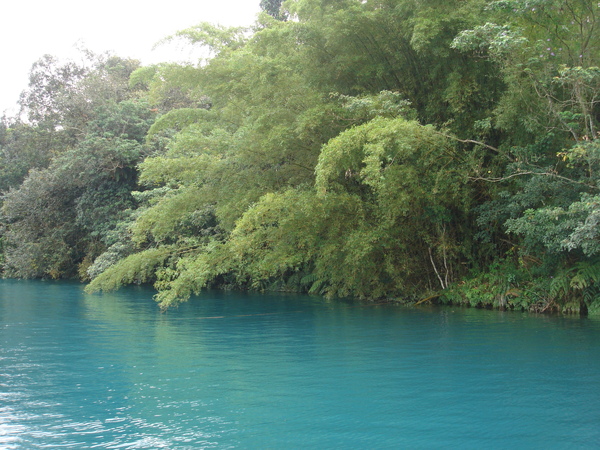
[2,0,600,315]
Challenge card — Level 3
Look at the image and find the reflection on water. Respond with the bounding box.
[1,279,600,448]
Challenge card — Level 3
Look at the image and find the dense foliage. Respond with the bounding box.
[2,0,600,315]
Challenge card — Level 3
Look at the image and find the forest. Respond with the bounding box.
[1,0,599,314]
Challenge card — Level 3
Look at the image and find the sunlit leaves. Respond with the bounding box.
[85,247,173,293]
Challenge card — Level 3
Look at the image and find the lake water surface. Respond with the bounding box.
[1,279,599,448]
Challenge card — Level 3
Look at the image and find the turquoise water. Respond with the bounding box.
[1,280,599,449]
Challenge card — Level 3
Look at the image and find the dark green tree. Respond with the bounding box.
[1,95,155,279]
[260,0,287,20]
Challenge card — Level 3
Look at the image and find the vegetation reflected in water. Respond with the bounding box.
[1,280,599,448]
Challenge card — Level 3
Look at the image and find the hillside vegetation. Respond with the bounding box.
[2,0,600,314]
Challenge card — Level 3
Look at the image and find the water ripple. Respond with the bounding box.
[1,281,599,448]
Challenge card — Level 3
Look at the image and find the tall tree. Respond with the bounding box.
[1,54,155,280]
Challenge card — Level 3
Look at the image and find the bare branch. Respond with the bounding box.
[429,247,447,290]
[436,132,500,154]
[469,170,599,189]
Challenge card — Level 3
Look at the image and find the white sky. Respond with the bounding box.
[1,0,262,115]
